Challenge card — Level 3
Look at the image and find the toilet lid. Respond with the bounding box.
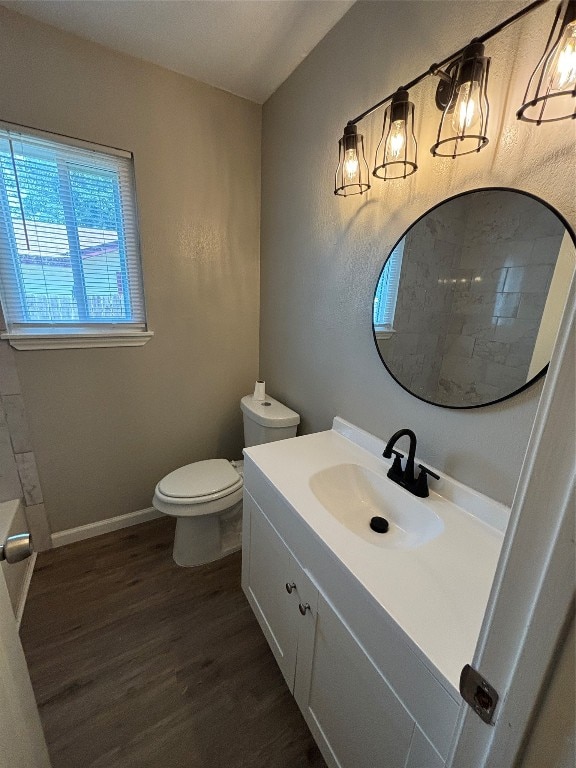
[158,459,242,500]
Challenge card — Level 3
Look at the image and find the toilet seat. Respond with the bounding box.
[157,459,242,503]
[153,459,244,518]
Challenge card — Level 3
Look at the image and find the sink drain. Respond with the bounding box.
[370,516,389,534]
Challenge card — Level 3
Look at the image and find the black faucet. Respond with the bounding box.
[382,428,439,498]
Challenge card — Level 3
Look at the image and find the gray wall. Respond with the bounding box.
[260,0,576,506]
[519,614,575,768]
[0,7,261,532]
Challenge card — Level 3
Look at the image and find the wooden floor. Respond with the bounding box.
[20,517,326,768]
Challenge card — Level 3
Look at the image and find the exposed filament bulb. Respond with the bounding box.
[385,120,406,161]
[452,80,482,133]
[344,148,359,181]
[550,20,576,90]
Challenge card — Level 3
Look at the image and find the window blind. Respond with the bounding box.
[0,127,146,335]
[373,240,404,330]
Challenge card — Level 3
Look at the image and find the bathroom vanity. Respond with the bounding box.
[241,418,509,768]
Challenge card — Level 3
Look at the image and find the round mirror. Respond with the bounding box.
[372,188,576,408]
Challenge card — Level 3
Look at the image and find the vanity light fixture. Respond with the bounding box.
[431,41,491,158]
[517,0,576,123]
[334,123,371,196]
[373,88,418,179]
[333,0,557,197]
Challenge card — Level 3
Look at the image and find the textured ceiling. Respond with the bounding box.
[4,0,355,103]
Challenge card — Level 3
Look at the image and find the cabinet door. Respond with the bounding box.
[242,493,299,690]
[295,591,415,768]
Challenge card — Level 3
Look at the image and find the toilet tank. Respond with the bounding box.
[240,394,300,448]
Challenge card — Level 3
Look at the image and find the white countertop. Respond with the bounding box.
[244,418,508,698]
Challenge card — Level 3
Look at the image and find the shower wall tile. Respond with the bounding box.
[486,362,525,390]
[2,394,32,454]
[461,318,495,339]
[507,341,540,369]
[493,292,520,318]
[517,294,548,321]
[15,452,43,506]
[494,318,539,344]
[450,294,487,317]
[0,340,52,546]
[472,340,511,365]
[531,235,565,263]
[443,333,475,358]
[24,503,52,552]
[503,265,554,294]
[469,267,507,293]
[0,407,24,502]
[492,240,538,268]
[439,354,486,386]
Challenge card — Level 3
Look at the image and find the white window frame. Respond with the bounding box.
[0,123,152,350]
[373,240,404,340]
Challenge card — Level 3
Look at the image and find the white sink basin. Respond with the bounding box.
[309,463,444,549]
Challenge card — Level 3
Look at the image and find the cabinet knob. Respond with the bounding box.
[285,582,296,594]
[299,602,310,616]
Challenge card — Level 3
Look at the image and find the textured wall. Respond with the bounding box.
[0,7,261,532]
[260,0,576,506]
[519,615,575,768]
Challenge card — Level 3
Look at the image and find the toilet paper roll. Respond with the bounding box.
[254,380,266,401]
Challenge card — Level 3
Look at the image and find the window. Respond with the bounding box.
[373,240,404,339]
[0,125,152,349]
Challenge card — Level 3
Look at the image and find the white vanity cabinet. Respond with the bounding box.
[241,492,305,689]
[242,487,450,768]
[294,589,419,768]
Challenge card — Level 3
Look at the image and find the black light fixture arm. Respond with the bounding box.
[346,0,549,127]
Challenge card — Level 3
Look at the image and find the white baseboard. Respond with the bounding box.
[16,552,37,628]
[51,507,163,548]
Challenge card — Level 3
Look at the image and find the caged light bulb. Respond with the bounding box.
[385,120,406,162]
[549,20,576,90]
[344,148,359,181]
[452,80,482,133]
[335,123,370,195]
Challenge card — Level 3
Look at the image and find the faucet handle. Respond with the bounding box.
[386,449,404,481]
[414,464,440,498]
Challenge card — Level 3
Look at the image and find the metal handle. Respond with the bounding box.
[299,602,310,616]
[0,533,33,564]
[418,464,440,480]
[285,582,296,594]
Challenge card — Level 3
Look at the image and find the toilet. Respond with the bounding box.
[153,393,300,567]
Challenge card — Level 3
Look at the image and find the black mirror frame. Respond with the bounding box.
[372,186,576,410]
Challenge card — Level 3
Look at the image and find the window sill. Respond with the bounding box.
[374,326,396,341]
[1,331,154,350]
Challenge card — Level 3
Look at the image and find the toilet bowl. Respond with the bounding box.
[153,393,300,567]
[153,458,244,567]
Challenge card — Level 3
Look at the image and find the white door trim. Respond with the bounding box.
[447,277,575,767]
[0,551,51,767]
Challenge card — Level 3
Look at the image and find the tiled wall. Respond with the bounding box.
[0,333,51,550]
[378,192,564,406]
[436,193,563,405]
[379,200,467,401]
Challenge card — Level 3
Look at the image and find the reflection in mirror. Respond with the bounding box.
[373,189,576,408]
